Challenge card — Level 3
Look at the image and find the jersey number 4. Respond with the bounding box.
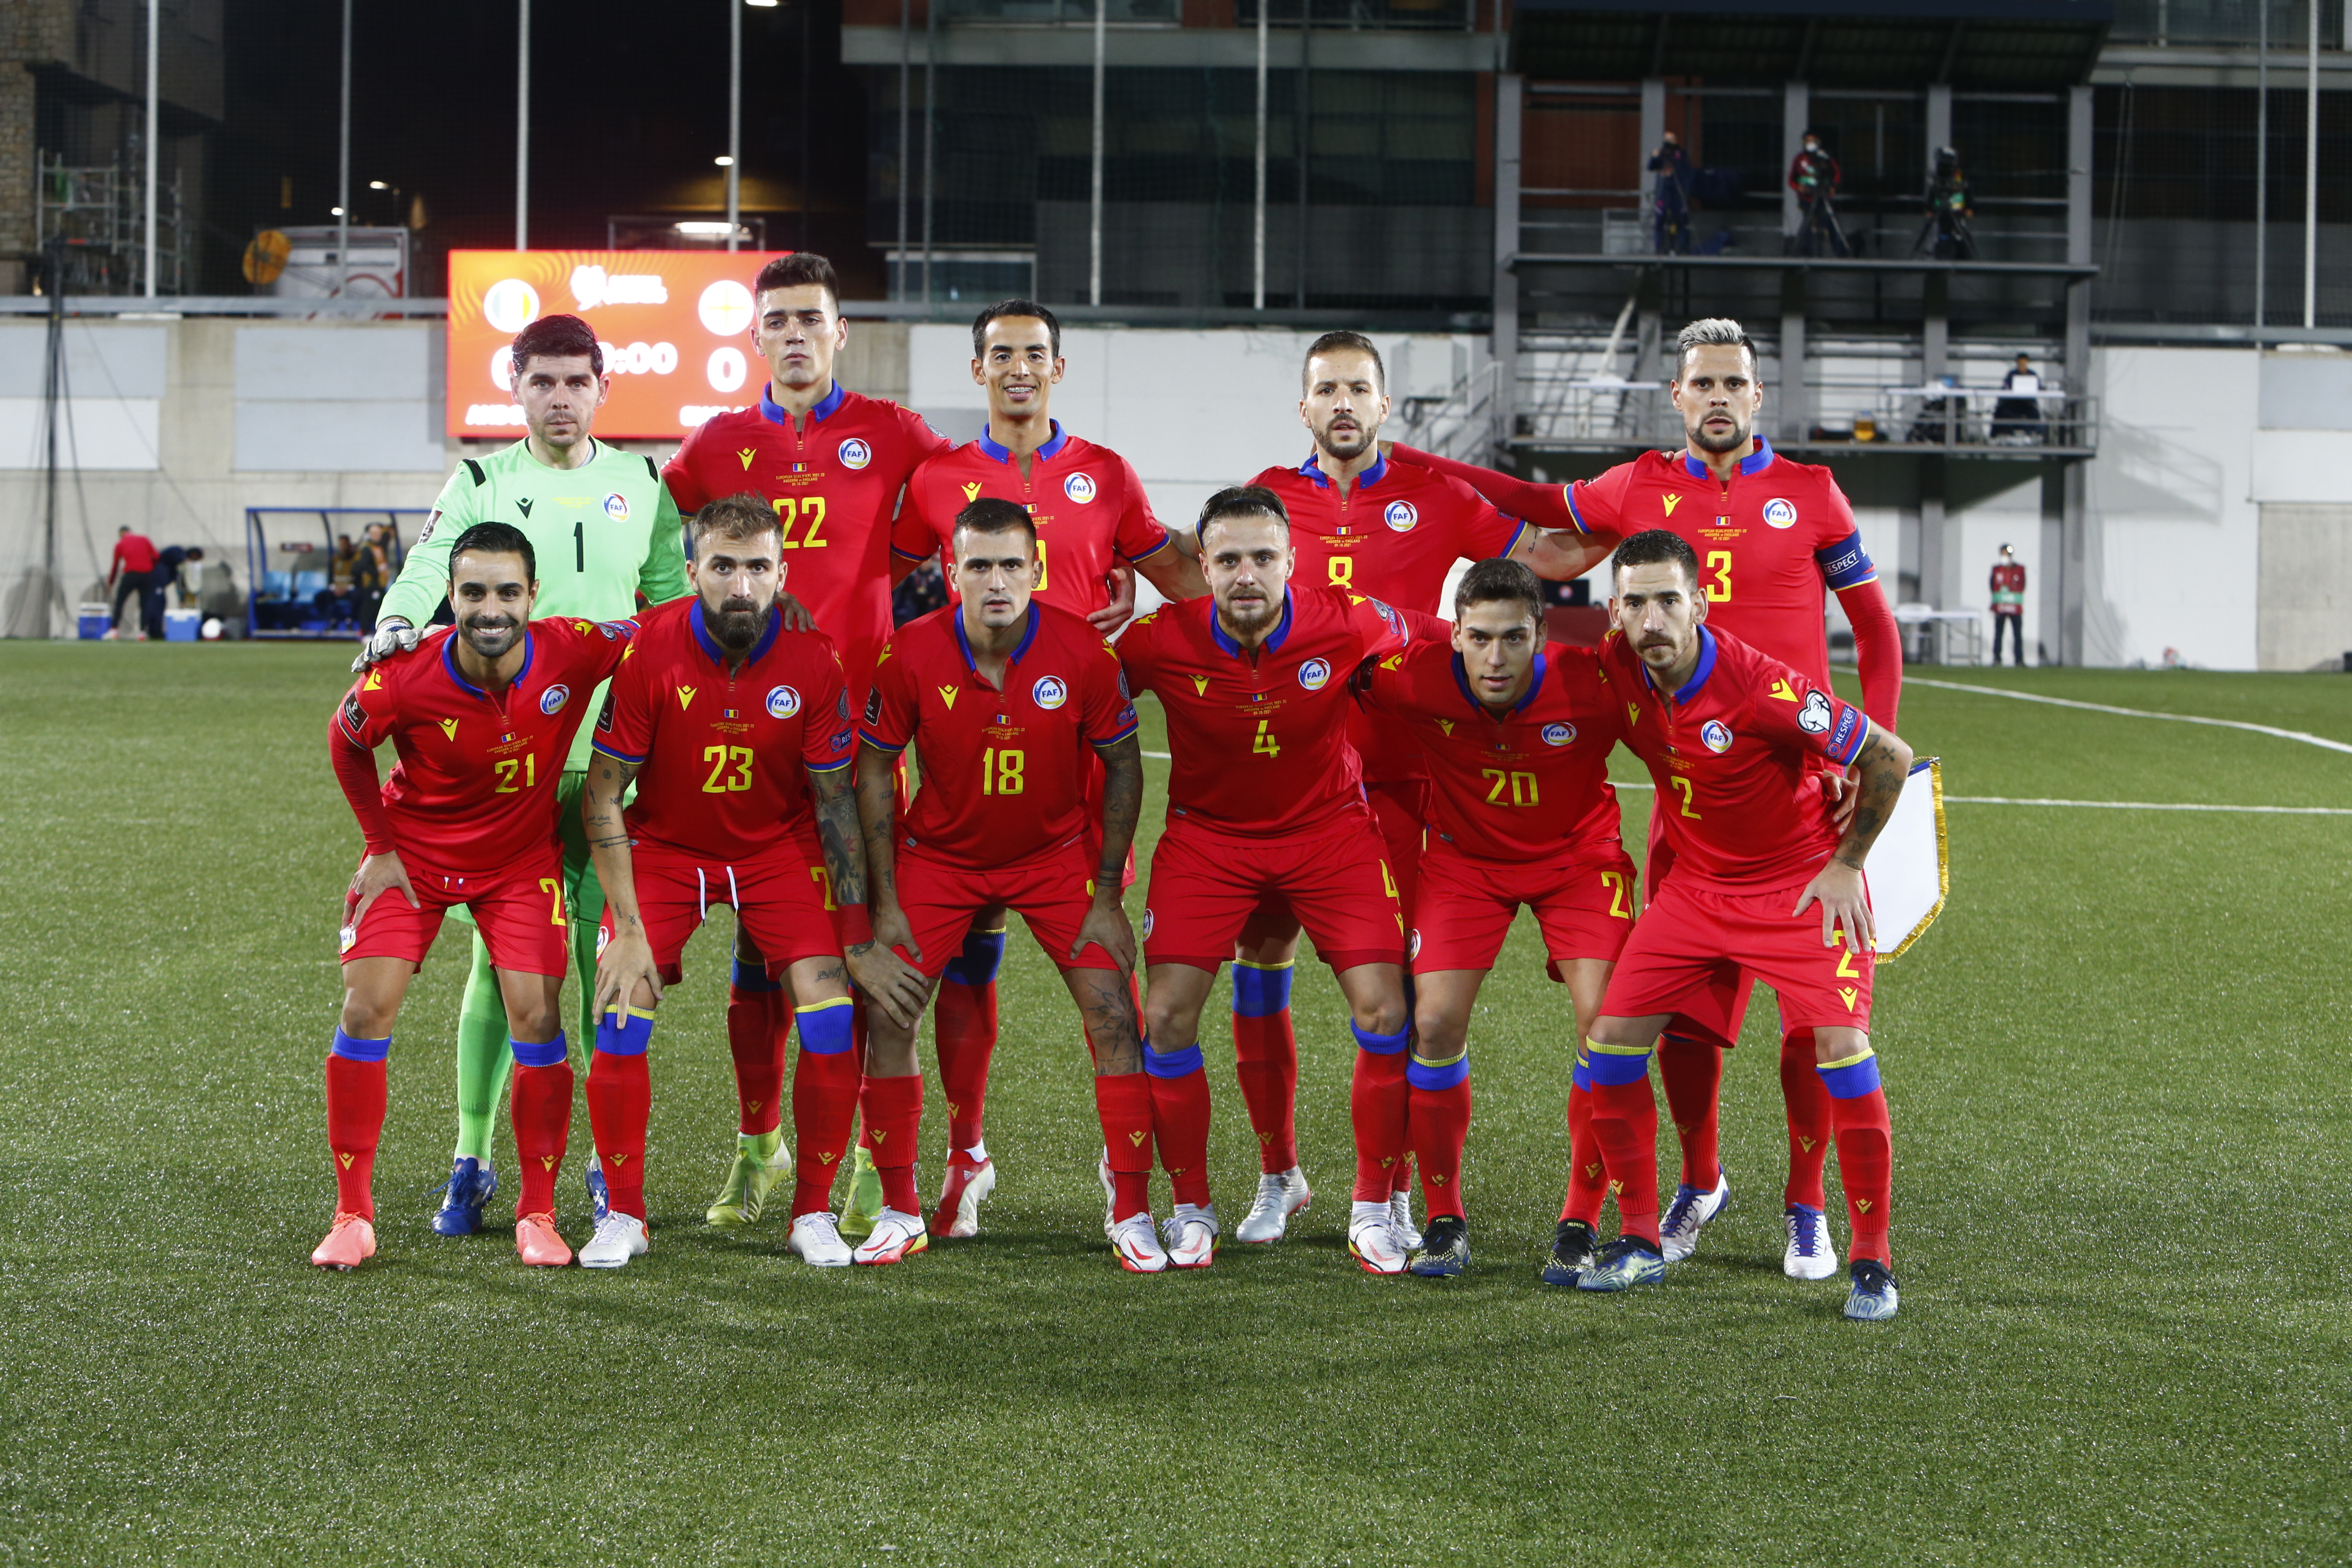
[1252,719,1279,758]
[770,496,831,549]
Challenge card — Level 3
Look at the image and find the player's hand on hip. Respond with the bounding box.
[773,591,818,633]
[1088,564,1138,637]
[845,942,931,1030]
[350,617,419,672]
[1793,858,1873,951]
[1071,896,1137,977]
[593,927,664,1019]
[348,851,418,928]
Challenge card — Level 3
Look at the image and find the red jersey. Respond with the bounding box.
[861,601,1140,866]
[1600,624,1871,892]
[1565,440,1878,690]
[1119,584,1417,838]
[1354,638,1625,863]
[890,422,1174,617]
[1254,451,1527,784]
[591,596,853,861]
[663,383,951,703]
[112,533,158,575]
[336,617,632,870]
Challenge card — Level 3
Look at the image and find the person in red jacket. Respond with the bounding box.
[109,527,159,638]
[1390,316,1902,1284]
[1990,544,2027,666]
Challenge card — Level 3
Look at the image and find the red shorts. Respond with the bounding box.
[1603,878,1876,1032]
[1645,820,1753,1048]
[1145,811,1405,975]
[1411,839,1637,980]
[603,839,840,985]
[1235,777,1426,951]
[893,834,1120,978]
[340,848,569,976]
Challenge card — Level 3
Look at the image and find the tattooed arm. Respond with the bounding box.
[814,757,929,1027]
[582,751,660,1017]
[1794,723,1915,950]
[1068,735,1143,975]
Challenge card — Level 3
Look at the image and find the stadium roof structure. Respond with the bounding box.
[1509,0,2116,89]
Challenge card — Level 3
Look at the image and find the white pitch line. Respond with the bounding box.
[1905,676,2352,757]
[1945,795,2352,815]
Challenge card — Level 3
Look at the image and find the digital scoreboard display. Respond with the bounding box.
[445,249,797,440]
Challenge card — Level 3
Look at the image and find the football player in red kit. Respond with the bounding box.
[882,301,1207,1238]
[315,523,632,1270]
[1228,331,1603,1250]
[1351,557,1633,1279]
[578,495,927,1271]
[1576,529,1911,1323]
[1391,317,1903,1282]
[661,253,953,1230]
[1120,486,1441,1274]
[855,498,1153,1268]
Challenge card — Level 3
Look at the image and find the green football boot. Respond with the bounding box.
[837,1143,885,1240]
[706,1128,789,1228]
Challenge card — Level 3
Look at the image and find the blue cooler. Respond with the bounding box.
[164,608,202,643]
[77,603,110,640]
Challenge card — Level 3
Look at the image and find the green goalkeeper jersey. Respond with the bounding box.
[383,437,689,770]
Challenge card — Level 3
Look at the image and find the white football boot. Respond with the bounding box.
[1236,1167,1313,1244]
[1108,1212,1171,1273]
[1347,1201,1410,1275]
[1660,1167,1730,1264]
[578,1212,650,1270]
[1161,1203,1220,1269]
[850,1207,929,1265]
[787,1210,853,1267]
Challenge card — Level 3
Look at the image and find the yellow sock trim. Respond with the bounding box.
[1586,1037,1653,1057]
[799,995,857,1014]
[1818,1046,1877,1072]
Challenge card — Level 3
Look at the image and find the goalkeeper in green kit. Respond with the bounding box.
[355,313,688,1235]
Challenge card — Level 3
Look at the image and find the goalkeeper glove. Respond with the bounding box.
[351,617,421,672]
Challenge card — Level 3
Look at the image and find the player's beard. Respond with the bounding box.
[1316,415,1377,464]
[459,614,522,660]
[1216,588,1280,640]
[710,599,773,651]
[1689,410,1750,455]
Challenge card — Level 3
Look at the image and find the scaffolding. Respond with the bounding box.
[34,153,189,296]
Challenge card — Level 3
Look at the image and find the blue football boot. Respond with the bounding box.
[1575,1235,1666,1292]
[430,1156,497,1237]
[1843,1259,1900,1322]
[584,1154,610,1226]
[1539,1218,1599,1288]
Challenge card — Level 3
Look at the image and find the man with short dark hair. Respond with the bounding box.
[317,523,635,1270]
[108,526,159,638]
[1351,557,1633,1279]
[357,312,690,1239]
[882,299,1207,1238]
[663,253,955,1232]
[1578,528,1911,1322]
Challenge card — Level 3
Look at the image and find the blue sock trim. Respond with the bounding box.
[1350,1021,1411,1057]
[330,1028,390,1063]
[510,1032,568,1068]
[797,996,857,1055]
[1583,1042,1653,1086]
[1407,1053,1469,1092]
[730,958,783,993]
[942,927,1007,988]
[1816,1049,1882,1099]
[1143,1039,1205,1078]
[1230,961,1294,1018]
[593,1009,655,1058]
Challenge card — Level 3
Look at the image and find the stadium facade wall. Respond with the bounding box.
[0,321,2338,671]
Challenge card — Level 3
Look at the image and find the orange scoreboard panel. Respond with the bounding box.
[446,250,797,440]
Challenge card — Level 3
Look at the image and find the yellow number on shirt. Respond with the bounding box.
[981,747,1027,795]
[1599,870,1632,919]
[1670,775,1700,818]
[1035,539,1049,593]
[539,877,566,926]
[1327,556,1354,588]
[1252,719,1280,758]
[1705,550,1733,603]
[494,755,538,794]
[1481,768,1539,806]
[771,496,830,549]
[701,744,754,792]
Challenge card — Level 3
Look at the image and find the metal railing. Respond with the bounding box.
[1505,379,2100,456]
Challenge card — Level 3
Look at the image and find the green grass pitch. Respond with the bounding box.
[2,643,2348,1565]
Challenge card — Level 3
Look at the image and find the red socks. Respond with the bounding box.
[323,1052,387,1220]
[584,1050,651,1221]
[725,979,787,1138]
[1146,1055,1214,1209]
[934,977,999,1153]
[1406,1072,1472,1220]
[1348,1029,1412,1203]
[510,1058,574,1219]
[1827,1086,1893,1264]
[1096,1072,1156,1220]
[1657,1034,1724,1189]
[859,1073,923,1214]
[1560,1078,1606,1226]
[792,1042,861,1215]
[1587,1077,1661,1245]
[1231,1010,1299,1174]
[1781,1029,1834,1209]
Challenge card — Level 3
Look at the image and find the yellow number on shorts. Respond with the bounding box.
[1705,550,1733,603]
[1327,555,1354,588]
[539,877,566,926]
[1252,719,1280,758]
[771,496,830,549]
[701,744,754,792]
[808,865,836,911]
[1670,775,1700,818]
[1481,768,1539,806]
[1380,860,1399,900]
[1599,869,1631,920]
[494,755,538,794]
[1834,934,1862,977]
[981,747,1026,795]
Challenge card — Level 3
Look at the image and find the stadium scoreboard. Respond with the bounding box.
[446,250,796,440]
